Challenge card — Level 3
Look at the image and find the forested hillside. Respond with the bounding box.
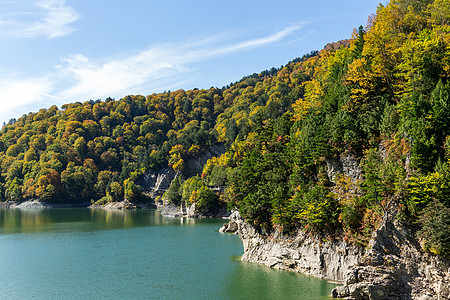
[0,0,449,256]
[204,0,450,256]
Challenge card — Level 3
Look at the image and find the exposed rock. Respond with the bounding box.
[326,153,362,184]
[89,200,155,210]
[159,203,183,216]
[184,143,226,176]
[140,143,226,201]
[4,199,89,208]
[14,200,48,208]
[238,220,362,282]
[235,210,450,300]
[331,217,450,300]
[140,167,177,199]
[160,201,228,218]
[185,202,196,217]
[160,201,197,217]
[0,201,13,208]
[219,211,241,233]
[219,221,238,233]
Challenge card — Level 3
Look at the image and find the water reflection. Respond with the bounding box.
[0,208,204,235]
[0,208,336,299]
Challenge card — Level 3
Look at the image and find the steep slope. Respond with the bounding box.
[0,0,449,296]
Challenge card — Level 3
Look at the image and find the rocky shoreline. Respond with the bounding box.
[89,200,156,210]
[4,199,448,299]
[221,211,450,300]
[158,202,230,218]
[0,199,90,208]
[0,199,155,210]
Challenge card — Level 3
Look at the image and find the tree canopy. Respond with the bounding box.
[0,0,449,256]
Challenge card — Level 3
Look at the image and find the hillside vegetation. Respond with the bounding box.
[0,0,449,256]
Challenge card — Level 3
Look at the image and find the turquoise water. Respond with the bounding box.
[0,208,336,299]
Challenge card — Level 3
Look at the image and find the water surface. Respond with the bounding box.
[0,208,336,299]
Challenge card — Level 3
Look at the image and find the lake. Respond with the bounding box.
[0,208,336,299]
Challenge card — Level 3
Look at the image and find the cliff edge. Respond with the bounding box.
[223,211,449,300]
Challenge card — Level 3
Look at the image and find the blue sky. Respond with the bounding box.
[0,0,384,124]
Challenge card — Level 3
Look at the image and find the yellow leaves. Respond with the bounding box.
[407,172,445,214]
[295,201,328,221]
[249,105,264,121]
[169,144,184,156]
[242,86,254,95]
[172,158,184,172]
[169,144,185,172]
[292,79,323,121]
[304,79,324,103]
[202,157,218,177]
[202,151,233,178]
[409,172,443,195]
[292,98,312,121]
[216,123,227,142]
[427,0,450,26]
[188,145,200,156]
[234,111,249,127]
[327,45,352,71]
[332,174,362,207]
[345,57,381,105]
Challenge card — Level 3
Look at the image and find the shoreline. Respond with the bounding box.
[0,199,90,209]
[223,211,450,299]
[0,199,155,210]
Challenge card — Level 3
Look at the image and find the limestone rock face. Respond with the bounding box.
[234,210,450,300]
[326,153,362,183]
[235,214,362,282]
[184,143,226,176]
[332,219,450,300]
[140,167,177,198]
[219,210,241,233]
[140,143,226,200]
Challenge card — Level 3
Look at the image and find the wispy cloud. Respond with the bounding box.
[210,24,303,56]
[56,24,304,101]
[0,0,79,39]
[0,76,53,114]
[0,24,303,123]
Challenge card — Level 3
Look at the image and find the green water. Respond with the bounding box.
[0,208,336,299]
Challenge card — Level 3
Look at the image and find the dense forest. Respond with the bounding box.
[0,0,449,256]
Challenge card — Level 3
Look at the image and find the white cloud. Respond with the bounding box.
[0,0,79,39]
[0,76,53,123]
[209,24,303,56]
[57,49,187,101]
[0,24,303,123]
[55,24,304,101]
[0,77,52,109]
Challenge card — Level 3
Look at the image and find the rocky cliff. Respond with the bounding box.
[222,211,450,300]
[184,143,226,176]
[140,143,226,198]
[331,215,450,300]
[139,167,177,199]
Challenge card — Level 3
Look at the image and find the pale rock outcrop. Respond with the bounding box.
[230,210,450,300]
[184,143,226,176]
[140,167,177,199]
[326,153,362,183]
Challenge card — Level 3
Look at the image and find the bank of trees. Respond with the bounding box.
[0,89,224,205]
[0,0,448,256]
[201,0,450,256]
